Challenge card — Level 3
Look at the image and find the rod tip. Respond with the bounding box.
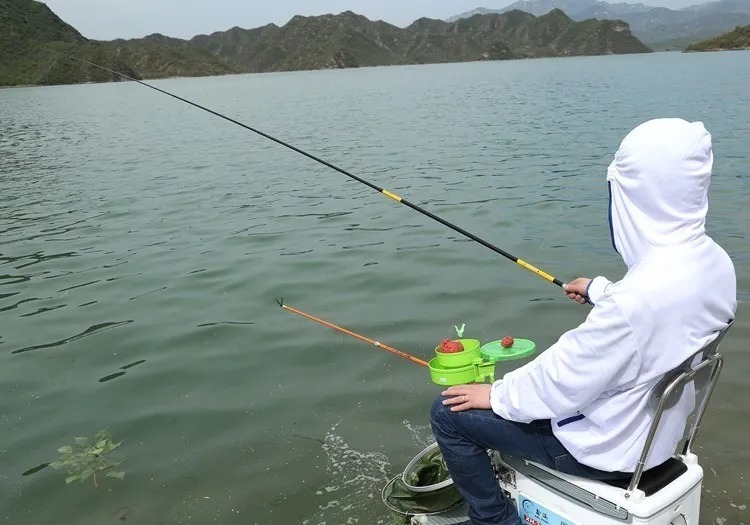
[275,297,284,307]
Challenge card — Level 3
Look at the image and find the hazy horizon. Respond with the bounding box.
[42,0,715,41]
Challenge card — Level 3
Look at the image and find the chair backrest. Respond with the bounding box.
[627,320,733,492]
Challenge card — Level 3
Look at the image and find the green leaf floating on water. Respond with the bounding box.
[50,430,125,487]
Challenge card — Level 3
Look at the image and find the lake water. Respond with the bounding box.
[1,51,748,525]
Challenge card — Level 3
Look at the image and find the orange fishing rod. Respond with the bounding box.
[276,298,429,367]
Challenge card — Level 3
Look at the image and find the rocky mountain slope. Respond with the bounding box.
[448,0,750,48]
[1,0,651,87]
[684,24,750,51]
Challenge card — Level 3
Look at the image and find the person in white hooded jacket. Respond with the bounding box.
[430,118,737,525]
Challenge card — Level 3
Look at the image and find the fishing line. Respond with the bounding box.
[59,53,569,290]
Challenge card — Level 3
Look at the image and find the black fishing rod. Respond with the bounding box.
[60,54,568,290]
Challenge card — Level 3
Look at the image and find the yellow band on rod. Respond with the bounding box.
[381,189,402,202]
[516,259,555,282]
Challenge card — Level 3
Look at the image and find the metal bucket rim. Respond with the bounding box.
[401,441,454,492]
[381,474,462,517]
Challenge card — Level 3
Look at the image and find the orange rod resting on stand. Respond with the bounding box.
[277,298,429,368]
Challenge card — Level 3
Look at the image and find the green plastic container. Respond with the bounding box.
[429,357,496,386]
[433,339,481,368]
[480,339,536,363]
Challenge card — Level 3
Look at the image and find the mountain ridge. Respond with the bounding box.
[448,0,750,47]
[684,23,750,51]
[1,0,651,87]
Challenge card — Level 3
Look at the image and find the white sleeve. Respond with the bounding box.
[490,293,640,423]
[586,276,613,305]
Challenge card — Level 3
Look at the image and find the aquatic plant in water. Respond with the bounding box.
[50,430,124,487]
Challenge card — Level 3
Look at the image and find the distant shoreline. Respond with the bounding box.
[15,46,750,93]
[684,46,750,53]
[1,50,666,91]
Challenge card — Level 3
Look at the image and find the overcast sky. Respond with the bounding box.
[42,0,711,41]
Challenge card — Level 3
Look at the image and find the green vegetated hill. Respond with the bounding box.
[188,9,650,71]
[101,35,237,79]
[1,0,651,87]
[684,24,750,51]
[448,0,750,49]
[0,0,140,85]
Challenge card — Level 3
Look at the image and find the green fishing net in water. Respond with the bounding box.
[382,447,463,522]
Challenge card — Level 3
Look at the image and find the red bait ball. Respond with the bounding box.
[438,338,464,354]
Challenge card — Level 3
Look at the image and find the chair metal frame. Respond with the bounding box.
[626,320,733,492]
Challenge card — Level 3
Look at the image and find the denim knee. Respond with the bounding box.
[430,395,453,433]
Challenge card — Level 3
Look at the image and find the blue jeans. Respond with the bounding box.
[430,397,627,525]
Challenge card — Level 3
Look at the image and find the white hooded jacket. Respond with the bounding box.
[489,118,737,473]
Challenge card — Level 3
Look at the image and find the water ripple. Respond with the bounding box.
[10,321,134,355]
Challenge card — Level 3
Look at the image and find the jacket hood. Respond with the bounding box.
[607,118,713,268]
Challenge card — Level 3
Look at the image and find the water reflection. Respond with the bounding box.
[11,321,134,354]
[98,372,127,383]
[197,321,254,327]
[21,463,50,477]
[98,359,147,383]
